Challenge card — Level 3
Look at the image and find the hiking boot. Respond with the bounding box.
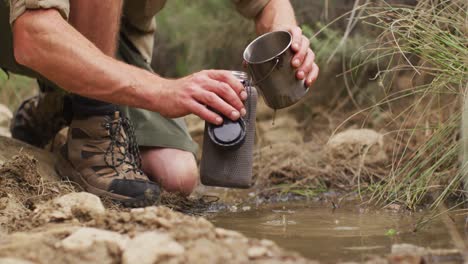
[55,112,160,207]
[10,81,71,148]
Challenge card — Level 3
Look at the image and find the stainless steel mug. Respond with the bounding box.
[200,71,258,188]
[243,31,309,109]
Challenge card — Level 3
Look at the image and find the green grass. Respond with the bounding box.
[359,0,467,209]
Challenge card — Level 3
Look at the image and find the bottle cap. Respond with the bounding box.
[208,118,246,148]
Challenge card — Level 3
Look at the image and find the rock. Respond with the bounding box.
[247,246,269,259]
[326,129,387,164]
[0,258,35,264]
[52,226,122,264]
[33,192,105,223]
[122,232,184,264]
[58,227,128,251]
[260,239,275,247]
[386,204,402,211]
[215,228,243,238]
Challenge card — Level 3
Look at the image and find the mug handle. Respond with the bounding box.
[248,57,280,86]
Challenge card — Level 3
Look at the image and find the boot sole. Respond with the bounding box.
[55,153,159,208]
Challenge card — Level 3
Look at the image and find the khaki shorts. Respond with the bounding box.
[0,0,269,154]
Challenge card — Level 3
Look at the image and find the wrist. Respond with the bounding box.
[255,0,297,34]
[133,70,169,113]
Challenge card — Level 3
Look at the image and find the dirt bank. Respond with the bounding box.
[0,193,312,264]
[0,136,313,263]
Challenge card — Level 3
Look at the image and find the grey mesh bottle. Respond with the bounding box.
[200,71,258,188]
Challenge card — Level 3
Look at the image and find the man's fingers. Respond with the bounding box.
[204,78,246,115]
[206,70,245,98]
[292,36,310,68]
[189,101,223,125]
[296,49,314,80]
[195,91,240,121]
[306,63,320,87]
[290,26,303,52]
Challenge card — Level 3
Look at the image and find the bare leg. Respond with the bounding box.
[68,0,123,114]
[140,148,199,196]
[69,0,123,56]
[67,1,199,196]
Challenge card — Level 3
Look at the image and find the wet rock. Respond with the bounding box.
[122,232,184,264]
[33,192,105,223]
[326,129,387,164]
[215,228,243,238]
[0,258,35,264]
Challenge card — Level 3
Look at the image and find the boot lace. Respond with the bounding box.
[103,116,143,176]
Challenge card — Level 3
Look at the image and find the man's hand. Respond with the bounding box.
[159,70,247,125]
[278,25,319,88]
[255,0,319,87]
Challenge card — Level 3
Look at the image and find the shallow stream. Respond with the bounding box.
[209,201,466,263]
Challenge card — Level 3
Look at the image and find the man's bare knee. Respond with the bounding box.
[163,159,199,196]
[141,148,199,196]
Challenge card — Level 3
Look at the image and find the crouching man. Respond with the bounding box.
[0,0,318,206]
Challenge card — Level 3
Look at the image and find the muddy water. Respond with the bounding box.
[209,202,466,263]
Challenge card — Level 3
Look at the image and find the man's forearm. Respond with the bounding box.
[255,0,297,34]
[13,9,164,113]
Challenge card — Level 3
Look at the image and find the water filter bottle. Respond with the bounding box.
[200,71,258,188]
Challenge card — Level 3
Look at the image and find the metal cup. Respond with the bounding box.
[243,31,309,109]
